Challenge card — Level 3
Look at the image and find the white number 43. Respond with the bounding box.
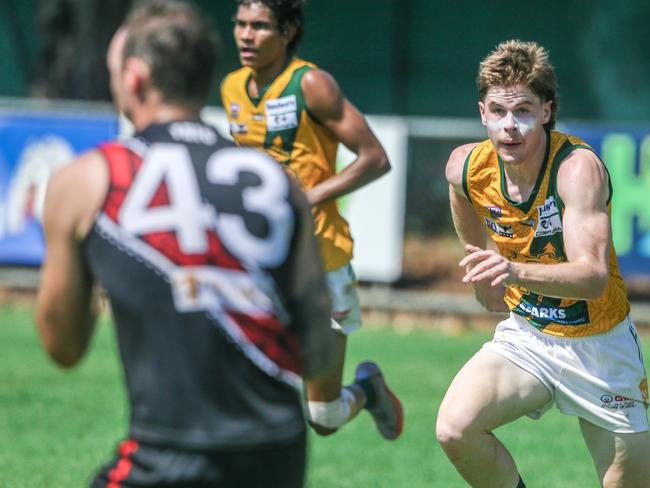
[120,144,293,267]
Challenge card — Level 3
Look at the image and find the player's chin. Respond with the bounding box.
[238,52,258,66]
[498,146,524,163]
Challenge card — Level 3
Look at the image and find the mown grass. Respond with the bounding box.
[1,304,647,487]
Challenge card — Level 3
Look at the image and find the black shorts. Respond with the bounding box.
[90,432,306,488]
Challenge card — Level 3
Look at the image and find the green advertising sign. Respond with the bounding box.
[567,126,650,277]
[602,134,650,257]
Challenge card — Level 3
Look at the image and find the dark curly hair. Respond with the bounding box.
[236,0,305,53]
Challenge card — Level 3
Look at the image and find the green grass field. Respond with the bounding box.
[1,304,648,487]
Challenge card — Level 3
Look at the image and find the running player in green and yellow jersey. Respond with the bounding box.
[437,40,650,488]
[221,0,403,440]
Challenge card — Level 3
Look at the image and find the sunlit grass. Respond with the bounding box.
[1,304,646,487]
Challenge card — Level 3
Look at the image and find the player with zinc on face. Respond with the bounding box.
[438,40,650,488]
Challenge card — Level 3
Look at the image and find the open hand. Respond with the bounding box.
[458,244,513,287]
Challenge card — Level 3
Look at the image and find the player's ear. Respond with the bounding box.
[542,99,552,125]
[124,57,151,102]
[478,101,487,126]
[281,24,297,47]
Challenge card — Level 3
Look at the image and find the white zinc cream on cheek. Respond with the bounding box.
[513,114,537,136]
[486,113,538,137]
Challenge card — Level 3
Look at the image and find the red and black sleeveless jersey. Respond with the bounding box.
[83,121,333,449]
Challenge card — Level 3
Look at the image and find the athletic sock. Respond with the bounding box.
[516,476,527,488]
[354,378,376,409]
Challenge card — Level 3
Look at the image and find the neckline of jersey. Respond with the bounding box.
[245,57,295,107]
[497,128,551,214]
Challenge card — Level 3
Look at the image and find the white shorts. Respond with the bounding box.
[326,263,362,335]
[482,313,649,433]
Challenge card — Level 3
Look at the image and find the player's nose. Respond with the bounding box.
[239,25,255,41]
[503,112,518,131]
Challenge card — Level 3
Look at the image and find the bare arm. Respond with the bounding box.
[446,144,508,312]
[35,151,107,367]
[462,149,610,300]
[301,69,390,205]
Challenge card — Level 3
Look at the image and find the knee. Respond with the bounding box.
[435,407,475,458]
[600,457,646,488]
[435,416,463,451]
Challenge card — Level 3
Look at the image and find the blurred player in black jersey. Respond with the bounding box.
[35,1,338,486]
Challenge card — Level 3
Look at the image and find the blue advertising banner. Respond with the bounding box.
[0,110,117,265]
[0,111,648,281]
[563,123,650,279]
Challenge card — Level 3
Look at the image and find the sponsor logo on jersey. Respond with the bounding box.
[266,95,297,115]
[170,266,277,317]
[266,95,298,131]
[487,205,503,219]
[535,196,562,237]
[521,218,536,227]
[484,217,513,238]
[252,114,264,121]
[600,394,637,410]
[517,302,567,320]
[230,102,240,119]
[229,122,248,135]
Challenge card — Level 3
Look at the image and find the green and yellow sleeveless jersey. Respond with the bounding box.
[221,58,353,271]
[463,130,629,337]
